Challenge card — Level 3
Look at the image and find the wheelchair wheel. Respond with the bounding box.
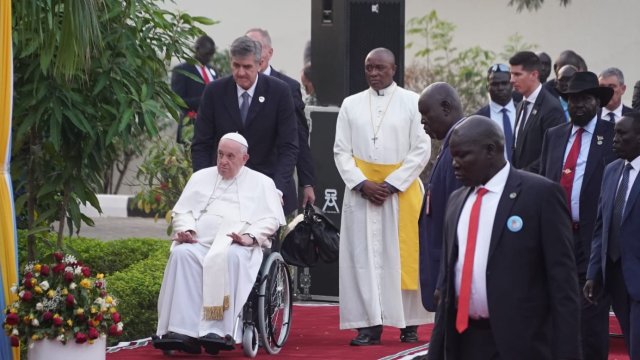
[242,324,259,358]
[258,252,292,354]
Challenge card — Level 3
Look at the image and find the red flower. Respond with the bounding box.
[94,313,103,322]
[24,272,33,280]
[95,280,104,289]
[100,290,107,297]
[53,316,63,326]
[5,312,19,325]
[21,290,33,302]
[42,311,53,321]
[66,294,75,307]
[160,182,169,190]
[81,266,91,277]
[53,263,65,274]
[111,312,121,323]
[23,278,33,289]
[10,336,19,347]
[53,252,64,262]
[64,271,75,283]
[40,265,50,276]
[187,110,197,119]
[154,194,162,203]
[75,332,88,344]
[88,327,100,340]
[108,324,119,336]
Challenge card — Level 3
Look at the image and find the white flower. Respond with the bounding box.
[18,290,24,298]
[65,266,74,273]
[31,319,39,327]
[40,280,50,291]
[36,302,44,311]
[10,284,17,294]
[64,255,77,264]
[94,298,105,306]
[117,322,124,331]
[57,334,65,342]
[69,282,77,290]
[74,266,82,275]
[11,329,18,336]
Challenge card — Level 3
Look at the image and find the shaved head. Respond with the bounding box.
[419,82,463,140]
[366,48,395,64]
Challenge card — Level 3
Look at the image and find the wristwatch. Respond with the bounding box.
[244,233,258,246]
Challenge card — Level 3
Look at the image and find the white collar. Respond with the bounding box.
[478,162,510,195]
[523,83,543,104]
[368,81,397,96]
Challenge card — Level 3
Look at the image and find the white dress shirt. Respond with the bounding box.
[619,155,640,205]
[455,163,510,319]
[515,84,542,142]
[563,116,596,221]
[602,103,624,123]
[196,64,216,81]
[236,76,259,109]
[489,100,516,159]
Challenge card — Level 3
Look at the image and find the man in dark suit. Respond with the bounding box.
[476,63,517,161]
[598,67,633,123]
[191,36,299,215]
[543,50,588,99]
[246,28,316,208]
[540,71,616,360]
[585,111,640,359]
[417,82,463,312]
[428,115,580,360]
[510,51,565,173]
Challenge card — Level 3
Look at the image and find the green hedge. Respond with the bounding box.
[107,247,170,342]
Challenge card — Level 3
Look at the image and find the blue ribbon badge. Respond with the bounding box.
[507,215,523,232]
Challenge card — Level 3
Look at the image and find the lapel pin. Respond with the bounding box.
[509,192,517,199]
[531,109,538,116]
[597,135,604,145]
[507,215,524,232]
[258,96,265,103]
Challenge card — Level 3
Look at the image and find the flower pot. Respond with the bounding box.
[28,337,106,360]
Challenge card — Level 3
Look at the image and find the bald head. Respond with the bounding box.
[449,115,507,186]
[419,82,463,140]
[556,64,578,93]
[364,48,397,91]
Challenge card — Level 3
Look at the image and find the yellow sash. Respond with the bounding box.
[354,157,422,290]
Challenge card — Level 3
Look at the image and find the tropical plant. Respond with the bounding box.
[11,0,215,260]
[508,0,570,12]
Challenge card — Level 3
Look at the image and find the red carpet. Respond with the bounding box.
[106,304,629,359]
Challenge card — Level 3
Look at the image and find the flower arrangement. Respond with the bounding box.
[3,251,123,347]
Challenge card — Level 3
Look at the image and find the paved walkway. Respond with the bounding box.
[75,217,169,241]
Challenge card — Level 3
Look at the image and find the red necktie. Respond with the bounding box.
[456,187,489,333]
[201,65,211,84]
[559,128,584,209]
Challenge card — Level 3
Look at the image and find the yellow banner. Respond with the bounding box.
[1,0,20,358]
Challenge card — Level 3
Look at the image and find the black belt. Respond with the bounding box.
[468,318,491,329]
[572,222,580,231]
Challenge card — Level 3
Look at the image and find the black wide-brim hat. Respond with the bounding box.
[560,71,614,107]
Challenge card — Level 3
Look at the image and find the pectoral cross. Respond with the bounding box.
[372,136,378,144]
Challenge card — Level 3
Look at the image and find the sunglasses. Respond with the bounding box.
[488,64,510,74]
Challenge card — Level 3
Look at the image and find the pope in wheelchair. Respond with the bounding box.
[153,133,287,356]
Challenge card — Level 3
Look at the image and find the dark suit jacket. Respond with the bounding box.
[171,62,216,113]
[539,120,616,273]
[191,73,299,215]
[419,125,462,311]
[429,168,580,360]
[587,159,640,301]
[271,68,316,193]
[512,87,565,173]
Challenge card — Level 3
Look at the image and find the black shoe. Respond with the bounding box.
[400,327,419,343]
[350,333,381,346]
[199,333,235,354]
[152,332,201,354]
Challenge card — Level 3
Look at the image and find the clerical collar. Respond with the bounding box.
[370,82,396,96]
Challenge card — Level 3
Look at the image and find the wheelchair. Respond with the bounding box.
[153,247,293,358]
[237,250,293,357]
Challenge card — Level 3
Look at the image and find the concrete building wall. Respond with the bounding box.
[165,0,639,104]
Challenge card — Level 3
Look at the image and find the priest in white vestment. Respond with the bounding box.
[334,48,432,346]
[154,133,285,355]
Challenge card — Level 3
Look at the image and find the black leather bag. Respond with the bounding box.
[281,204,340,267]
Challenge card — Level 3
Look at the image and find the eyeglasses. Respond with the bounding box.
[488,64,510,74]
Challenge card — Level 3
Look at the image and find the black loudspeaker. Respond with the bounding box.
[311,0,405,106]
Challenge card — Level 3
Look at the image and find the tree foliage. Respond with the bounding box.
[11,0,215,259]
[508,0,571,12]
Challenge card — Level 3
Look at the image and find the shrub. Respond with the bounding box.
[107,247,170,341]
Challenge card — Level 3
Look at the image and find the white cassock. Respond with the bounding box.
[334,82,431,329]
[156,166,285,342]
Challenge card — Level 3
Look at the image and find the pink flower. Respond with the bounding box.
[5,312,19,325]
[88,327,100,340]
[111,312,121,323]
[74,332,88,344]
[53,316,63,326]
[108,324,119,336]
[187,110,197,119]
[40,265,50,276]
[53,252,64,262]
